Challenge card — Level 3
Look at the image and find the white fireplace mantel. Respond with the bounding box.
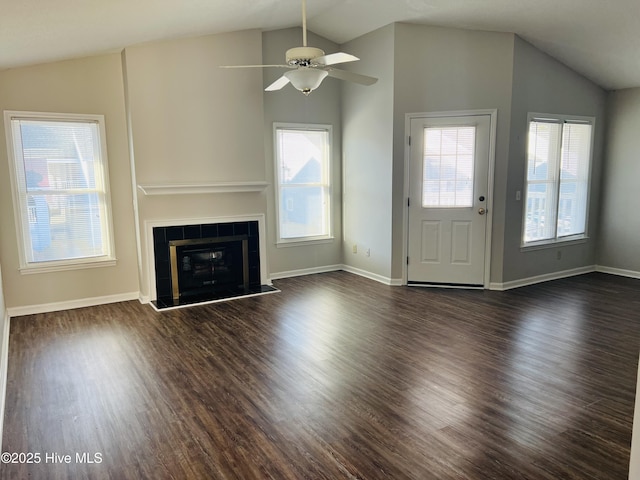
[137,181,268,196]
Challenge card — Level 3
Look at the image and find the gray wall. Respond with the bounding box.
[598,88,640,274]
[392,24,515,283]
[0,264,6,445]
[0,54,140,309]
[263,28,343,276]
[341,25,396,281]
[340,24,607,286]
[503,36,607,283]
[123,30,268,299]
[0,23,630,308]
[0,266,5,323]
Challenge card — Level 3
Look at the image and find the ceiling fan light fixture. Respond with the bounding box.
[284,68,328,95]
[221,0,377,94]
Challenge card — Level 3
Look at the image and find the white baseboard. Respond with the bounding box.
[595,265,640,279]
[6,291,140,317]
[0,310,10,448]
[340,265,403,286]
[10,265,631,318]
[489,265,596,291]
[273,263,640,290]
[270,264,403,286]
[270,264,343,280]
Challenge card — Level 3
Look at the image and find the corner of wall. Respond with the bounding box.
[0,309,10,449]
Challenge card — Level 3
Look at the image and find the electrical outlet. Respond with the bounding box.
[366,248,370,257]
[352,244,357,254]
[557,250,562,260]
[516,190,521,201]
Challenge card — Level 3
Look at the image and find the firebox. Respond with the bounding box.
[169,235,249,302]
[151,219,276,309]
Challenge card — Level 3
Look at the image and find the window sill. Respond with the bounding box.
[276,237,334,248]
[520,236,589,252]
[19,258,117,275]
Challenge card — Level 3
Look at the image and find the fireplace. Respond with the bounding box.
[151,218,275,309]
[169,235,249,301]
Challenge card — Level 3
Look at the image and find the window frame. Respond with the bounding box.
[273,122,333,246]
[521,112,595,249]
[4,110,117,273]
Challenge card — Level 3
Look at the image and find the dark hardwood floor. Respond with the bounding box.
[2,271,639,479]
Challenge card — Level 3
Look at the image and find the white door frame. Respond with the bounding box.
[402,109,498,287]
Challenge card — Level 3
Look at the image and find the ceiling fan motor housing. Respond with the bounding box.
[286,46,325,66]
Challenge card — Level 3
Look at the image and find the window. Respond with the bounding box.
[4,111,115,272]
[274,123,332,244]
[523,113,594,246]
[422,125,475,208]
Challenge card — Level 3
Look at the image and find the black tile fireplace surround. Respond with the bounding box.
[152,220,273,309]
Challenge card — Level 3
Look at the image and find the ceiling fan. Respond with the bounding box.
[221,0,377,95]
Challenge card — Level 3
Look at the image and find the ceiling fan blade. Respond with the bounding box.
[220,64,289,69]
[326,68,378,86]
[265,75,291,91]
[315,52,359,66]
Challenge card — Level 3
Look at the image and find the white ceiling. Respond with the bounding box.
[1,0,638,91]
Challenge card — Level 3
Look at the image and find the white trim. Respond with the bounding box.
[595,265,640,280]
[0,311,10,449]
[489,265,595,291]
[520,236,588,252]
[274,263,639,290]
[137,181,268,196]
[6,291,139,317]
[340,265,403,286]
[18,258,117,275]
[270,264,402,286]
[149,288,280,312]
[408,283,484,290]
[403,109,498,288]
[270,264,342,280]
[144,214,269,302]
[276,237,334,248]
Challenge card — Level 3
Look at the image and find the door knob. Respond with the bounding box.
[478,208,486,215]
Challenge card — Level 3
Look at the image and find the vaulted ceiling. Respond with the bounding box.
[1,0,638,91]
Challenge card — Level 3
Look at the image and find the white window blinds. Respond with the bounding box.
[274,124,331,242]
[523,115,593,245]
[6,112,115,270]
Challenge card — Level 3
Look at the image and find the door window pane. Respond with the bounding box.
[422,126,475,207]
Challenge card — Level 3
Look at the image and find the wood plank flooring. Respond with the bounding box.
[2,271,639,479]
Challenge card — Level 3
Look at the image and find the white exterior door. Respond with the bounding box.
[407,113,492,286]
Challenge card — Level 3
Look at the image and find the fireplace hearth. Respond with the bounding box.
[151,220,275,309]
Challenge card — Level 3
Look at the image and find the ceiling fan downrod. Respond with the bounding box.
[302,0,308,47]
